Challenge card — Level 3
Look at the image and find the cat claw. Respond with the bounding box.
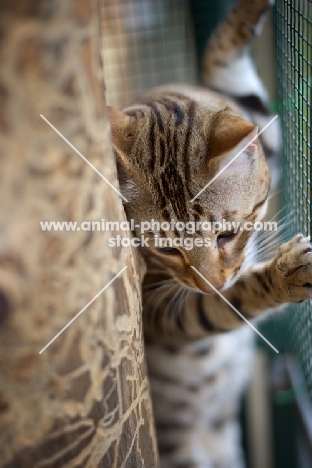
[272,234,312,302]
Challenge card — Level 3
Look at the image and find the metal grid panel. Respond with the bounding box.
[276,0,312,399]
[101,0,197,109]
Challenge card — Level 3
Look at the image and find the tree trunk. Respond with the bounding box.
[0,1,158,466]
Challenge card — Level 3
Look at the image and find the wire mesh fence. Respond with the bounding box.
[276,0,312,400]
[101,0,198,109]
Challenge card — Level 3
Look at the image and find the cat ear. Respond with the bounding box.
[231,124,259,156]
[108,107,140,201]
[208,115,259,177]
[209,114,258,160]
[108,106,137,167]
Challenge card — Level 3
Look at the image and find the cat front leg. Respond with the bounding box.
[143,234,312,342]
[202,0,273,99]
[201,233,312,332]
[265,234,312,302]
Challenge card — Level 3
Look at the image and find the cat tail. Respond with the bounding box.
[201,0,279,189]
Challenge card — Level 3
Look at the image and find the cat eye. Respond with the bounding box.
[156,247,181,256]
[217,230,236,248]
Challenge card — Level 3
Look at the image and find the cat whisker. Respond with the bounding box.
[254,237,281,251]
[144,267,170,275]
[173,288,189,332]
[269,205,292,222]
[254,243,280,255]
[146,281,179,331]
[174,287,188,323]
[267,188,281,201]
[143,277,176,291]
[163,285,184,334]
[143,282,173,312]
[261,211,294,233]
[255,218,292,245]
[254,230,292,253]
[254,220,291,247]
[184,289,208,330]
[245,244,280,261]
[254,216,293,247]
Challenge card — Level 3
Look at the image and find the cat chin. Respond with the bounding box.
[173,275,224,295]
[180,283,217,295]
[174,274,239,295]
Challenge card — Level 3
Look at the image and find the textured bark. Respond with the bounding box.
[0,1,158,467]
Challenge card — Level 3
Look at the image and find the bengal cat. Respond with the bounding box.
[109,0,311,467]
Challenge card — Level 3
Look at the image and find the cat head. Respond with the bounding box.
[108,92,270,293]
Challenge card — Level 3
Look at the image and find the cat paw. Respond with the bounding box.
[271,234,312,302]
